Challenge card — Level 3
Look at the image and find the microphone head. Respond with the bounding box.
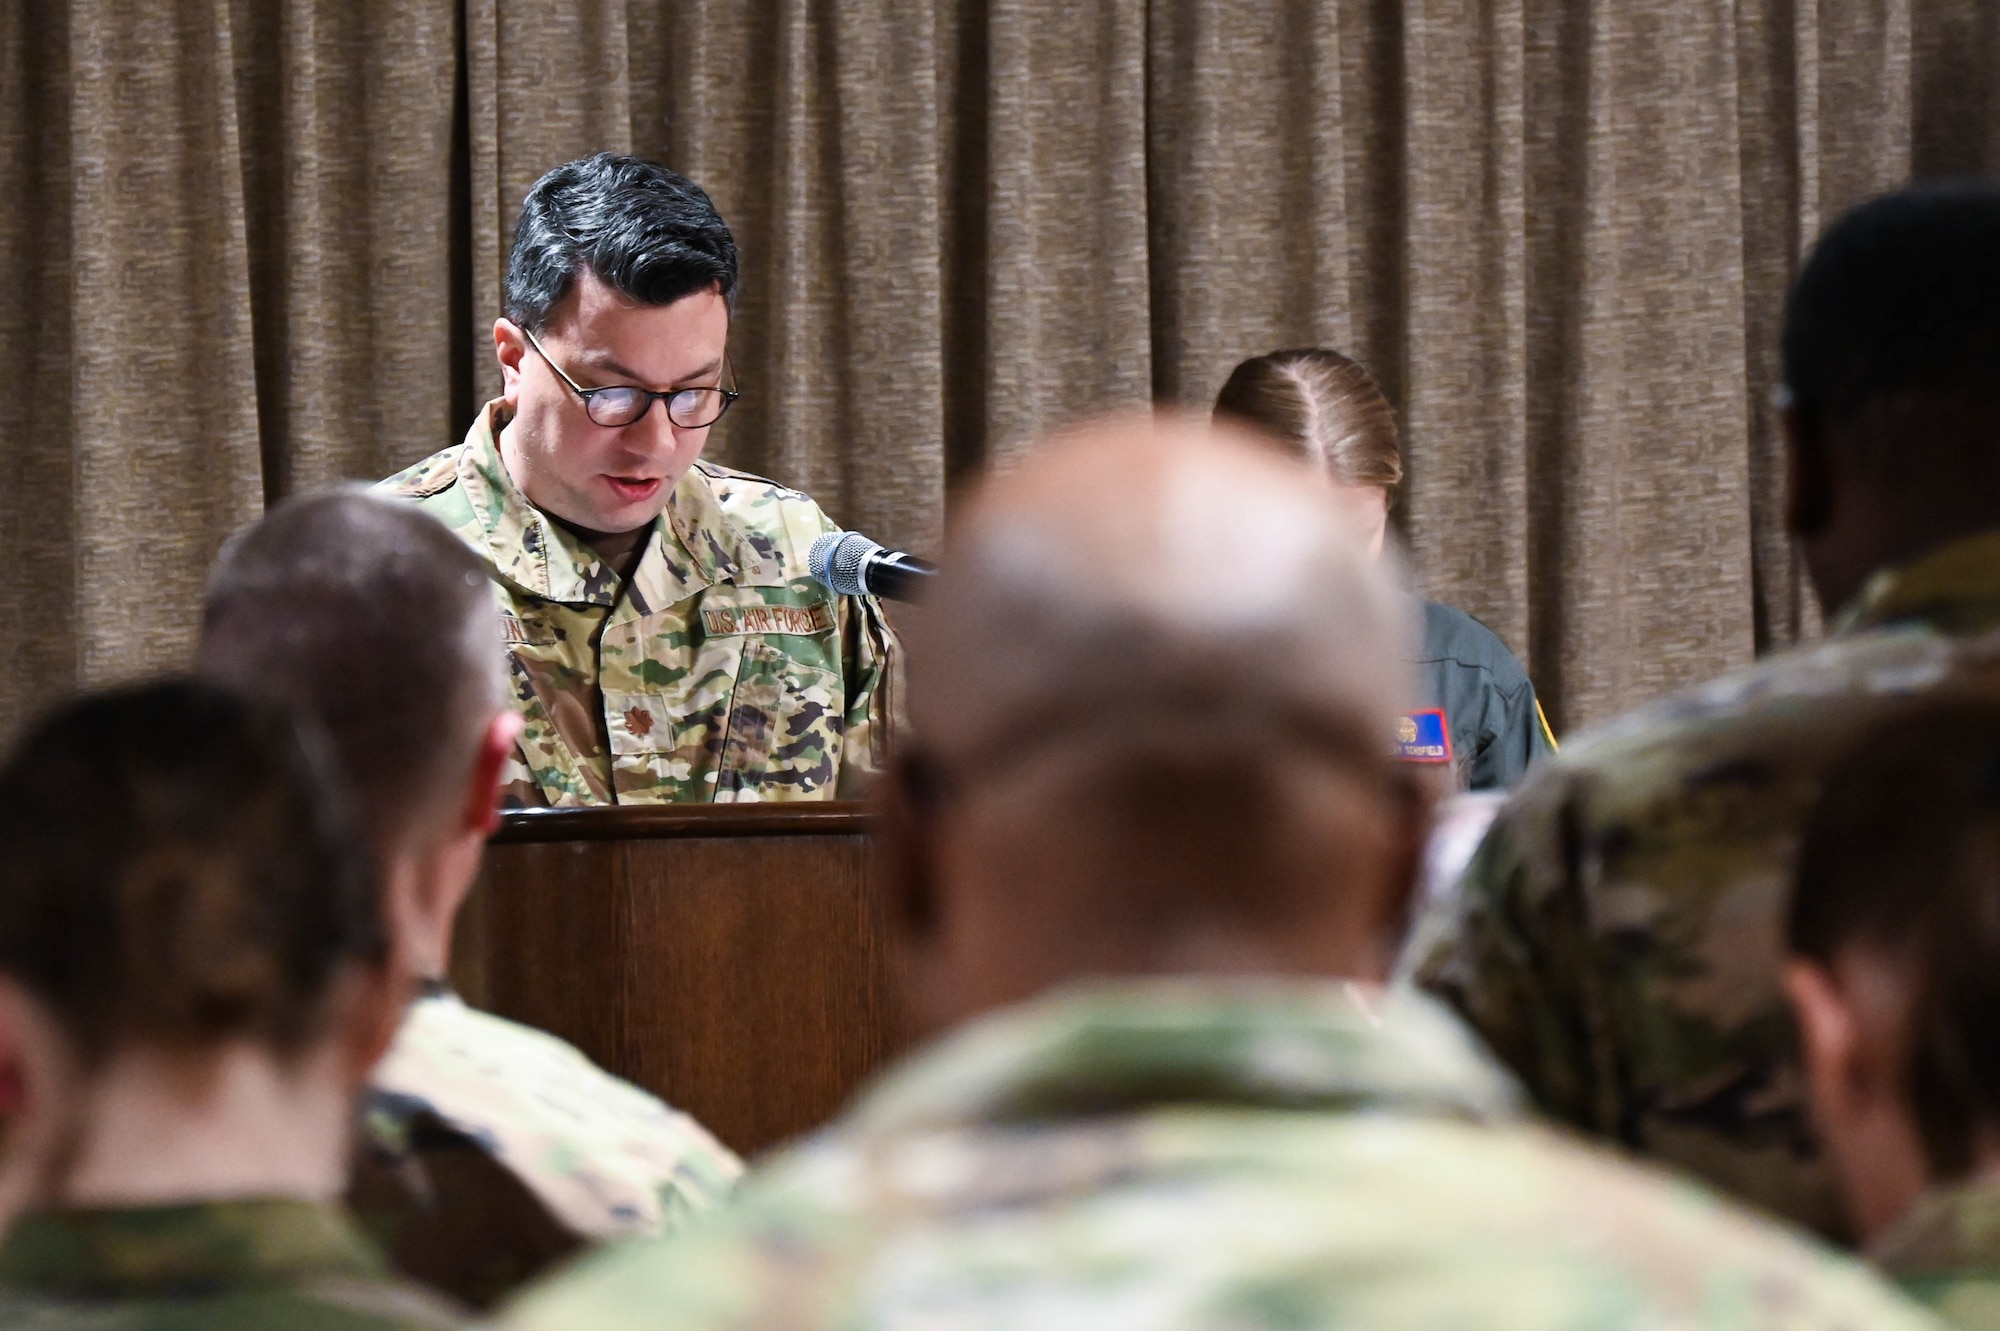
[808,530,882,597]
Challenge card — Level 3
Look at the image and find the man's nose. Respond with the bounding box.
[623,399,679,453]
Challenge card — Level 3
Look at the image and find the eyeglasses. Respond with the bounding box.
[522,326,741,429]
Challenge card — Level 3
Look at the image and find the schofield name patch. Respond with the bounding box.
[1393,709,1453,764]
[701,603,835,637]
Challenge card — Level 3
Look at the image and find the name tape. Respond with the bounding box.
[701,603,835,637]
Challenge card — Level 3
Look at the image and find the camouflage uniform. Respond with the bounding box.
[378,403,901,806]
[352,989,742,1307]
[1415,529,2000,1236]
[0,1198,462,1328]
[1873,1182,2000,1329]
[496,980,1937,1331]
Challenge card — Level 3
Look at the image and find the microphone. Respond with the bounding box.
[809,530,938,602]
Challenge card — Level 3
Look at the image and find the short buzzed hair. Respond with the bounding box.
[1783,181,2000,434]
[905,415,1419,928]
[199,489,504,856]
[1791,699,2000,1179]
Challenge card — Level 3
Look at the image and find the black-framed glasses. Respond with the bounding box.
[523,326,741,429]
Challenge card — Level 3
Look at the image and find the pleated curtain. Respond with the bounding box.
[4,0,1999,739]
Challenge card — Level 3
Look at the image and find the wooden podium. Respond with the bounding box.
[449,803,902,1158]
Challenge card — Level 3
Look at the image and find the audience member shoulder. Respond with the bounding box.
[495,1099,1937,1331]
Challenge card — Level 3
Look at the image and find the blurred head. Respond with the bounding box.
[1781,182,2000,614]
[1786,701,2000,1244]
[1214,348,1403,560]
[198,489,517,982]
[881,412,1429,1037]
[0,681,392,1206]
[494,152,740,535]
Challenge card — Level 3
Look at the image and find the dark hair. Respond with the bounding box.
[1791,699,2000,1178]
[504,152,739,332]
[1782,181,2000,432]
[199,489,504,857]
[1214,348,1403,492]
[0,680,379,1065]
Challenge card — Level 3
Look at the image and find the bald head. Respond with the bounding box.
[887,414,1429,1033]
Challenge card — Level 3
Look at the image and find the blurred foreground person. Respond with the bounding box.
[1217,348,1554,789]
[497,415,1931,1331]
[0,682,458,1328]
[200,490,740,1307]
[1419,181,2000,1235]
[1787,704,2000,1324]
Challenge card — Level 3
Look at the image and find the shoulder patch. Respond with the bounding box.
[378,446,462,500]
[1394,710,1454,764]
[694,458,810,502]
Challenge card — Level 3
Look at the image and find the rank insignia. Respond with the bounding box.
[1393,709,1452,764]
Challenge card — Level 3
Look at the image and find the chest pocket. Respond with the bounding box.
[715,639,844,798]
[601,596,843,801]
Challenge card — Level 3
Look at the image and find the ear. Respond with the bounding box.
[462,710,524,839]
[1782,401,1832,540]
[0,980,79,1223]
[494,319,529,405]
[1785,958,1861,1129]
[874,755,955,1038]
[876,756,941,947]
[340,963,414,1088]
[1364,487,1391,562]
[389,710,523,983]
[1368,773,1438,978]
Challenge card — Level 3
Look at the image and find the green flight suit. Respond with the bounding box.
[1413,599,1555,790]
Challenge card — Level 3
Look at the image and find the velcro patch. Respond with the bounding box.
[702,602,835,637]
[499,613,555,647]
[1393,710,1453,764]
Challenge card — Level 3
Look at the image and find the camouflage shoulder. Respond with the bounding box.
[376,446,483,546]
[692,461,839,576]
[297,1273,468,1329]
[495,1135,860,1331]
[378,445,465,500]
[371,994,743,1239]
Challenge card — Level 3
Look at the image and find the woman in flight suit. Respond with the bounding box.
[1215,347,1555,791]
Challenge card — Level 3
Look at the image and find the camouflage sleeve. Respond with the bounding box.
[835,592,904,798]
[1412,789,1608,1131]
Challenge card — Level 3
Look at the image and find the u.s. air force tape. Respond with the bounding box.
[1393,709,1452,764]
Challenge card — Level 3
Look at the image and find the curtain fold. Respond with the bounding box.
[4,0,1997,739]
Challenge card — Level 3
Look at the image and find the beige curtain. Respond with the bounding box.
[5,0,1998,740]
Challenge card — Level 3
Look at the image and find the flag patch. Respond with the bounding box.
[1393,709,1453,764]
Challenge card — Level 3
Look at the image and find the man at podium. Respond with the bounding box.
[381,153,899,806]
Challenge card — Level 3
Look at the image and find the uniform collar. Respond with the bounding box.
[458,400,769,609]
[1833,529,2000,637]
[1869,1177,2000,1282]
[0,1198,383,1298]
[843,978,1522,1139]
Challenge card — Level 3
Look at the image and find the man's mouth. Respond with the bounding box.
[604,476,663,503]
